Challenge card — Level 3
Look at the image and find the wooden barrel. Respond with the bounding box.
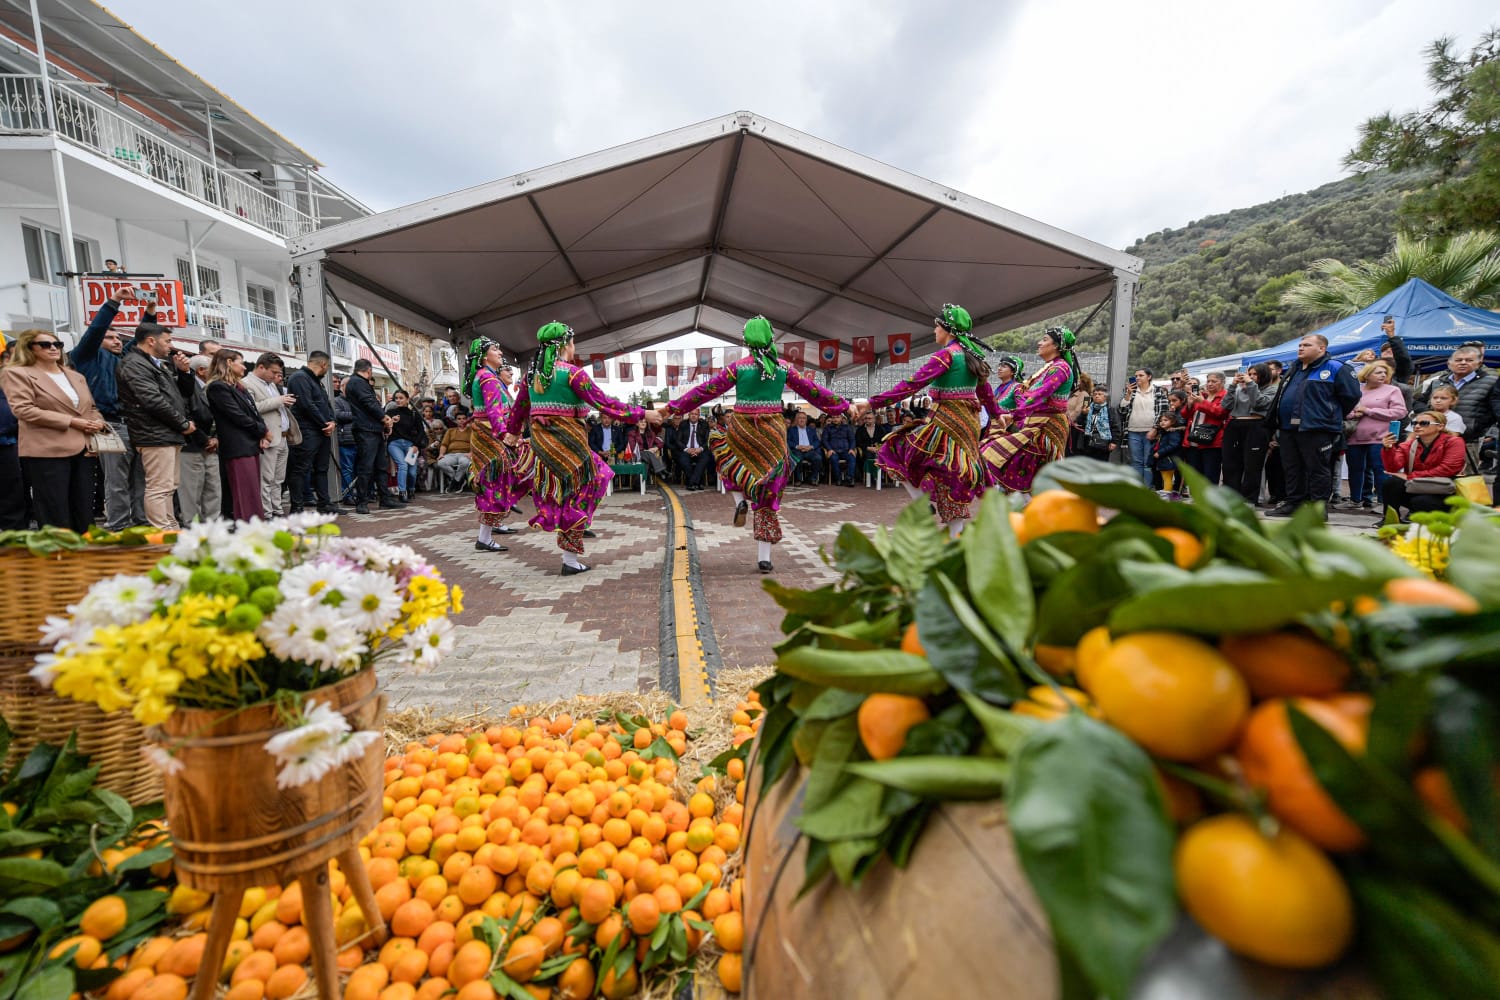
[743,758,1380,1000]
[155,668,386,893]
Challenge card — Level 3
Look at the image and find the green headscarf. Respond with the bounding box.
[464,338,498,410]
[936,302,988,362]
[1043,326,1079,394]
[997,354,1025,381]
[528,321,574,390]
[743,316,778,381]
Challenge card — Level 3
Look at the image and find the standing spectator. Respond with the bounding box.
[175,354,220,524]
[116,322,193,530]
[204,351,265,521]
[1262,361,1287,506]
[672,407,713,490]
[1077,385,1119,462]
[822,411,857,486]
[69,285,145,529]
[198,339,221,358]
[384,389,424,501]
[1181,371,1230,486]
[286,351,337,514]
[421,400,446,459]
[0,342,24,529]
[786,410,823,485]
[346,359,399,513]
[1263,334,1361,518]
[1378,411,1465,521]
[1343,361,1408,511]
[1378,316,1414,389]
[1418,345,1495,472]
[241,353,295,517]
[1152,411,1185,499]
[1119,368,1168,485]
[1221,364,1274,504]
[0,329,103,531]
[332,375,356,493]
[1428,385,1466,436]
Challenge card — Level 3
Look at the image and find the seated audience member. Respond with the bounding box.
[822,411,857,486]
[1378,410,1465,522]
[671,407,713,490]
[787,410,822,484]
[632,418,668,478]
[589,413,623,456]
[855,408,888,469]
[434,412,475,489]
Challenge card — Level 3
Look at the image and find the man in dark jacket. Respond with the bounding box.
[70,287,146,529]
[173,352,218,524]
[670,408,714,490]
[286,351,338,514]
[1264,334,1360,518]
[332,375,356,492]
[116,323,193,529]
[821,412,857,486]
[345,359,398,513]
[787,411,823,485]
[1417,345,1497,470]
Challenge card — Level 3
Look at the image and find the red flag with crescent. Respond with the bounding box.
[783,341,805,368]
[852,336,875,365]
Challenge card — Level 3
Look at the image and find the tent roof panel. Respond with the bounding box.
[529,144,719,250]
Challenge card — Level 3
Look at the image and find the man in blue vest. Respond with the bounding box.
[1265,334,1360,518]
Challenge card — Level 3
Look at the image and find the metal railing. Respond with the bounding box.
[0,75,316,240]
[185,296,301,353]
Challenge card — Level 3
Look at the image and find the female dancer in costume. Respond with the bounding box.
[981,326,1079,501]
[665,316,848,573]
[464,339,532,553]
[867,304,999,538]
[994,355,1024,408]
[503,322,643,576]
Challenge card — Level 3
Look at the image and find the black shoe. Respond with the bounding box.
[353,504,370,515]
[757,560,773,574]
[289,505,306,514]
[583,529,597,538]
[1264,503,1298,517]
[561,563,591,576]
[733,500,748,527]
[378,498,402,510]
[316,504,338,515]
[474,540,508,552]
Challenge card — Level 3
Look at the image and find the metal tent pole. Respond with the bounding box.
[294,258,343,503]
[29,0,82,332]
[1107,272,1137,400]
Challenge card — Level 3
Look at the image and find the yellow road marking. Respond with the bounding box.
[660,484,712,706]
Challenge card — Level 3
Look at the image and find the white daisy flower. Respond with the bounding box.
[29,651,61,688]
[279,562,360,608]
[37,614,75,648]
[218,523,285,571]
[402,618,455,674]
[77,575,159,627]
[263,700,351,789]
[170,519,234,562]
[336,573,404,633]
[332,730,382,767]
[260,602,365,672]
[142,744,184,776]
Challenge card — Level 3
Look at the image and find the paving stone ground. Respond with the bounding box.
[340,480,1377,714]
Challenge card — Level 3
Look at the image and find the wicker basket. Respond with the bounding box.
[0,545,169,804]
[0,545,169,647]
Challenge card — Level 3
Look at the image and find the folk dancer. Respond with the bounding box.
[868,303,999,537]
[981,326,1080,502]
[666,316,849,573]
[464,339,532,552]
[503,322,644,575]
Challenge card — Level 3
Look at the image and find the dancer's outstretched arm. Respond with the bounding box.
[570,367,646,424]
[1000,361,1071,419]
[667,364,737,415]
[867,344,955,409]
[785,363,849,416]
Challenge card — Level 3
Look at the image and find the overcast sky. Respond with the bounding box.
[106,0,1494,251]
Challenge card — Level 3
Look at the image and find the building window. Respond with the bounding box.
[21,224,95,284]
[176,259,222,300]
[246,283,277,318]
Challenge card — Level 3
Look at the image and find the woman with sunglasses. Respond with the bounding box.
[1377,410,1465,522]
[0,329,105,531]
[981,326,1082,502]
[867,304,999,538]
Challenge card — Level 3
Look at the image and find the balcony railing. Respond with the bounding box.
[0,75,316,240]
[185,296,302,354]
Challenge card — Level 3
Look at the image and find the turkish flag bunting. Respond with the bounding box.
[817,340,840,370]
[852,335,875,365]
[617,360,633,380]
[641,351,657,386]
[783,341,805,367]
[590,354,607,379]
[666,365,680,387]
[887,333,911,363]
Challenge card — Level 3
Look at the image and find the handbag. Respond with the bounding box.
[1404,442,1456,495]
[1187,412,1219,446]
[87,425,126,455]
[1341,417,1360,438]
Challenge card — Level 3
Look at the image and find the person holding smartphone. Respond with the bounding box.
[1118,368,1168,486]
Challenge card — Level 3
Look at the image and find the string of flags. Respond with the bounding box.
[592,334,917,384]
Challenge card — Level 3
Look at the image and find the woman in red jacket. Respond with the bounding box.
[1378,410,1466,522]
[1180,371,1230,486]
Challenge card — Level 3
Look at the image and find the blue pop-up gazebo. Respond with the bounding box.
[1188,279,1500,376]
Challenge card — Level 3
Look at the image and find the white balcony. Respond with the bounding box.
[185,296,301,354]
[0,75,315,241]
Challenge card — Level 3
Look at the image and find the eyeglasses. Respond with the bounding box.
[32,340,63,349]
[1412,420,1441,427]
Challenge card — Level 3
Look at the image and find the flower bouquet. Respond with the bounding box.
[30,514,463,890]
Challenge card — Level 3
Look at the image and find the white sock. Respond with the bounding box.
[731,492,744,506]
[757,541,772,563]
[562,552,583,569]
[477,525,493,544]
[902,482,923,501]
[948,518,967,538]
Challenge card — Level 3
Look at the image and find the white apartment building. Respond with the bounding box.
[0,0,459,394]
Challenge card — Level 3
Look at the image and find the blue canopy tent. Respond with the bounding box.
[1233,279,1500,373]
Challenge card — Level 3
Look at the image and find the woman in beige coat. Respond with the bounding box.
[0,329,104,531]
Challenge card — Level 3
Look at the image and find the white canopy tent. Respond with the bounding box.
[289,111,1141,390]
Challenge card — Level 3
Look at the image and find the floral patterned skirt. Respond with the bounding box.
[874,399,987,503]
[981,408,1069,493]
[712,412,789,512]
